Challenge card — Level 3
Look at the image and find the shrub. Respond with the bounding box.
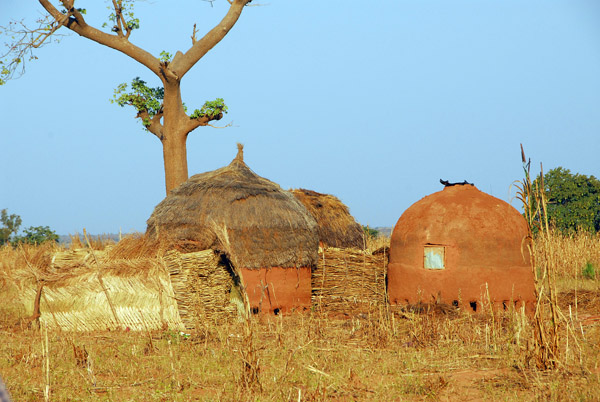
[582,262,597,280]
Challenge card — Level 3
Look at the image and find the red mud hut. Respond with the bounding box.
[290,189,364,249]
[387,181,535,312]
[146,145,318,314]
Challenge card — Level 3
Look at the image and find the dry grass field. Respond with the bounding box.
[0,231,599,401]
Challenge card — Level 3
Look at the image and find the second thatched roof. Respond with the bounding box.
[146,145,318,269]
[290,189,365,249]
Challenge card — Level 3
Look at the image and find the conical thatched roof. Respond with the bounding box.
[146,145,318,269]
[290,189,364,249]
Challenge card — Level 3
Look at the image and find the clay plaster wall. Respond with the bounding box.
[388,185,535,311]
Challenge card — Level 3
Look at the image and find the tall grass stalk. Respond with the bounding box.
[211,222,261,392]
[514,144,580,370]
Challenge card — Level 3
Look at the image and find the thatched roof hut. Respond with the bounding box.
[290,189,364,249]
[146,145,319,313]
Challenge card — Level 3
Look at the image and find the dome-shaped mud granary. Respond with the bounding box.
[388,182,535,312]
[290,189,364,249]
[147,144,319,314]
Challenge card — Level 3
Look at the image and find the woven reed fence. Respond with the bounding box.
[312,247,388,313]
[163,250,241,329]
[18,252,184,332]
[13,247,243,332]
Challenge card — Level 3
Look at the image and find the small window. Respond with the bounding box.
[424,246,445,270]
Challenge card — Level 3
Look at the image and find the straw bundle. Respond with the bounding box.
[312,247,387,313]
[164,250,240,329]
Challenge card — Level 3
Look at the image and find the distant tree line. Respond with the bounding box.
[0,209,58,246]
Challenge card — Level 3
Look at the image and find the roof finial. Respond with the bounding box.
[236,143,244,162]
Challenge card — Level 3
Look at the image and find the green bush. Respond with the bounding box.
[363,226,379,239]
[582,262,597,280]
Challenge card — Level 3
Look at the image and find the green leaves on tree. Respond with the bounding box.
[190,98,228,120]
[0,209,58,245]
[112,77,227,128]
[0,209,22,245]
[159,51,172,63]
[112,77,164,128]
[533,167,600,233]
[61,8,86,15]
[13,226,59,245]
[102,0,139,33]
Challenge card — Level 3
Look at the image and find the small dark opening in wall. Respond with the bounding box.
[469,301,477,312]
[251,307,259,314]
[502,301,509,311]
[452,300,459,307]
[273,308,280,315]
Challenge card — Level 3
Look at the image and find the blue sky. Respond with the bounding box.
[1,1,599,235]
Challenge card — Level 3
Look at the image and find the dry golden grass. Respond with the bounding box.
[534,229,600,283]
[0,231,599,401]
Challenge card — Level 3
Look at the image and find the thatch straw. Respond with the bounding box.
[146,144,318,269]
[17,257,184,332]
[312,247,387,313]
[164,250,241,329]
[51,248,107,269]
[290,189,364,249]
[105,233,176,260]
[5,237,251,331]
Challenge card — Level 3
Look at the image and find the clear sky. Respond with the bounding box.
[1,1,599,235]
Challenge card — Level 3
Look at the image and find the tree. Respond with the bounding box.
[13,226,60,245]
[1,0,253,194]
[0,209,22,245]
[534,167,600,233]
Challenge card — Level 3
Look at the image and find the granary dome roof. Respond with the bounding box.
[146,145,318,269]
[290,189,364,249]
[390,183,530,269]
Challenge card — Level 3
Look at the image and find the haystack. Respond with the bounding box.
[147,144,319,313]
[290,189,365,249]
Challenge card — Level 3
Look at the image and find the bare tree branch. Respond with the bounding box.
[111,0,125,37]
[36,0,162,77]
[207,121,234,129]
[170,0,252,78]
[0,15,67,82]
[191,23,198,45]
[184,112,224,134]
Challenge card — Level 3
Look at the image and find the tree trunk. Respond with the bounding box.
[162,133,188,194]
[161,80,189,194]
